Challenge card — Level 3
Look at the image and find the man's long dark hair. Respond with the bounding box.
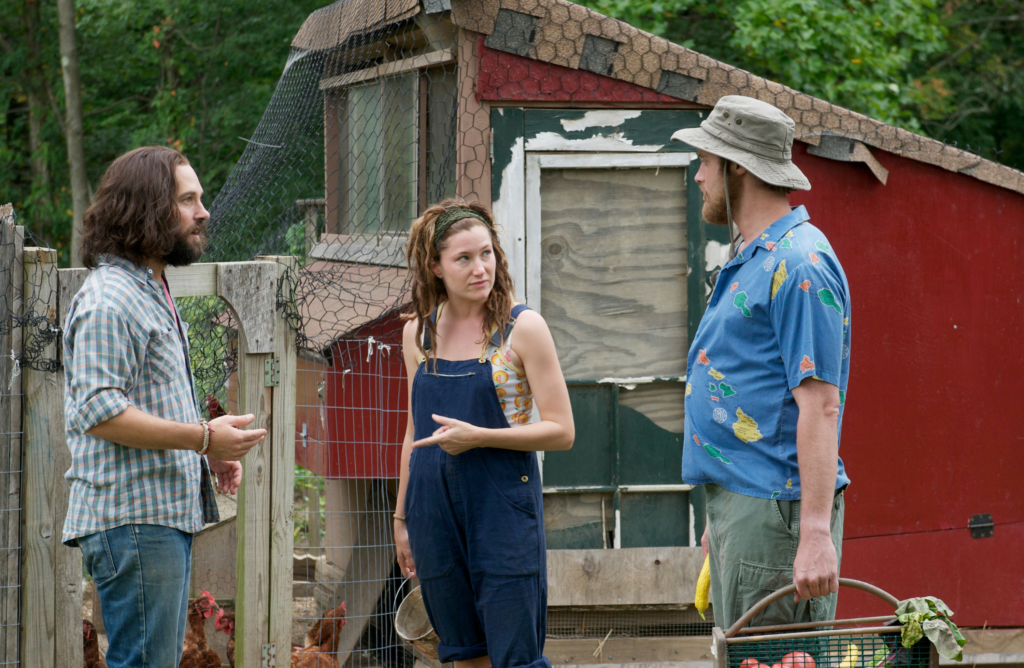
[81,146,190,269]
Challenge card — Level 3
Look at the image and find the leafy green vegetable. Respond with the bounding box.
[895,597,967,662]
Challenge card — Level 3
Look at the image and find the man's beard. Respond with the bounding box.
[702,171,743,227]
[164,227,206,267]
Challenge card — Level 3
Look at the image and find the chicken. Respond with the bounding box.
[180,590,222,668]
[291,602,347,668]
[83,619,105,668]
[214,608,235,668]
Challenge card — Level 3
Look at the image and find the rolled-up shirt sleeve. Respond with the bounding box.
[66,305,137,434]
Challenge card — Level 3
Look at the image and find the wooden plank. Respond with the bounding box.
[0,210,16,664]
[57,268,89,329]
[218,262,277,354]
[234,348,273,668]
[536,166,689,379]
[53,273,82,668]
[547,546,703,607]
[229,263,278,667]
[4,223,23,664]
[490,107,526,296]
[455,27,490,203]
[166,262,218,298]
[545,635,713,664]
[20,248,60,668]
[319,48,454,90]
[525,154,542,310]
[961,629,1024,655]
[267,257,297,657]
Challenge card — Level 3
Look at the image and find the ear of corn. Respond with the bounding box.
[836,643,860,668]
[695,554,710,620]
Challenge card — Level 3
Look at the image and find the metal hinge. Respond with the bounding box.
[264,357,280,387]
[261,642,277,667]
[969,513,994,539]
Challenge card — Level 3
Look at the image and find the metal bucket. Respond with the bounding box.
[394,586,440,659]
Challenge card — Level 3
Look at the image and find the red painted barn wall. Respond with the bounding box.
[477,36,685,104]
[297,312,408,479]
[789,144,1024,625]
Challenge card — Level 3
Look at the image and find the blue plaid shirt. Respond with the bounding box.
[62,255,218,545]
[683,206,852,500]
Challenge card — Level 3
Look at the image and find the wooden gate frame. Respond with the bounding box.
[17,250,297,668]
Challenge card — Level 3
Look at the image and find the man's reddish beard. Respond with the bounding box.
[702,168,744,227]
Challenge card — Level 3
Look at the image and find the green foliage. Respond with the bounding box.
[293,464,325,544]
[578,0,1024,169]
[0,0,333,264]
[579,0,946,131]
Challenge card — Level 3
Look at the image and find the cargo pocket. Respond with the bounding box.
[734,561,797,627]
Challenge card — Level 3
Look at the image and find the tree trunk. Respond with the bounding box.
[24,0,49,193]
[56,0,89,268]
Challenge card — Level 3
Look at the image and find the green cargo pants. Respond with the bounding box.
[706,484,845,630]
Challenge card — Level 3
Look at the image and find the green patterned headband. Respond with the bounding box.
[433,208,491,248]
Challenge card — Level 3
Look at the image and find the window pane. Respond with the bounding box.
[347,83,382,236]
[381,73,418,236]
[425,65,458,205]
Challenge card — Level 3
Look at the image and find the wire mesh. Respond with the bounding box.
[547,607,713,639]
[727,629,933,668]
[10,0,1014,662]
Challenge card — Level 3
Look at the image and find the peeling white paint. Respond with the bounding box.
[595,376,686,385]
[525,131,665,152]
[705,239,730,272]
[493,137,526,295]
[559,109,643,132]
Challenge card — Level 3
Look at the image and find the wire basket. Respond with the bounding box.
[712,579,938,668]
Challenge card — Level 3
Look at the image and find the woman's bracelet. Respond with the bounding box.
[393,514,406,522]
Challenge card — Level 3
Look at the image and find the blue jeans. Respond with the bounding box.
[78,524,193,668]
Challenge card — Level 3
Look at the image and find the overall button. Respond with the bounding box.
[521,475,529,483]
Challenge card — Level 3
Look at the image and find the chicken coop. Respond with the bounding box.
[2,0,1024,666]
[270,0,1024,665]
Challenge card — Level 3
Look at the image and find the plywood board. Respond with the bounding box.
[539,167,687,380]
[547,546,703,607]
[618,382,686,433]
[544,493,609,550]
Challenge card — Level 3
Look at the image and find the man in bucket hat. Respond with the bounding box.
[673,96,851,628]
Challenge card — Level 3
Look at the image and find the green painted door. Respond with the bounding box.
[491,108,732,549]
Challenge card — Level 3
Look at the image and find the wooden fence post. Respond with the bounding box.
[0,207,24,665]
[20,248,83,668]
[221,262,277,668]
[263,256,297,657]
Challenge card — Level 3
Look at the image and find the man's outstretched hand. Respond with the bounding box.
[207,413,266,461]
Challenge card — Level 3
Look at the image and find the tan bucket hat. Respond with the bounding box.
[671,95,811,191]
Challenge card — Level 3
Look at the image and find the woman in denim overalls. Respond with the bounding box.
[394,200,575,668]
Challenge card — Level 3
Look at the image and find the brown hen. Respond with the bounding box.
[291,602,347,668]
[83,619,105,668]
[179,590,222,668]
[214,608,235,668]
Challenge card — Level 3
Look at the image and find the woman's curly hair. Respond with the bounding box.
[405,199,515,368]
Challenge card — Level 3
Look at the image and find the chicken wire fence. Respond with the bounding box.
[10,0,1016,664]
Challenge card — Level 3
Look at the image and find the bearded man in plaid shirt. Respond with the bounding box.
[62,146,266,668]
